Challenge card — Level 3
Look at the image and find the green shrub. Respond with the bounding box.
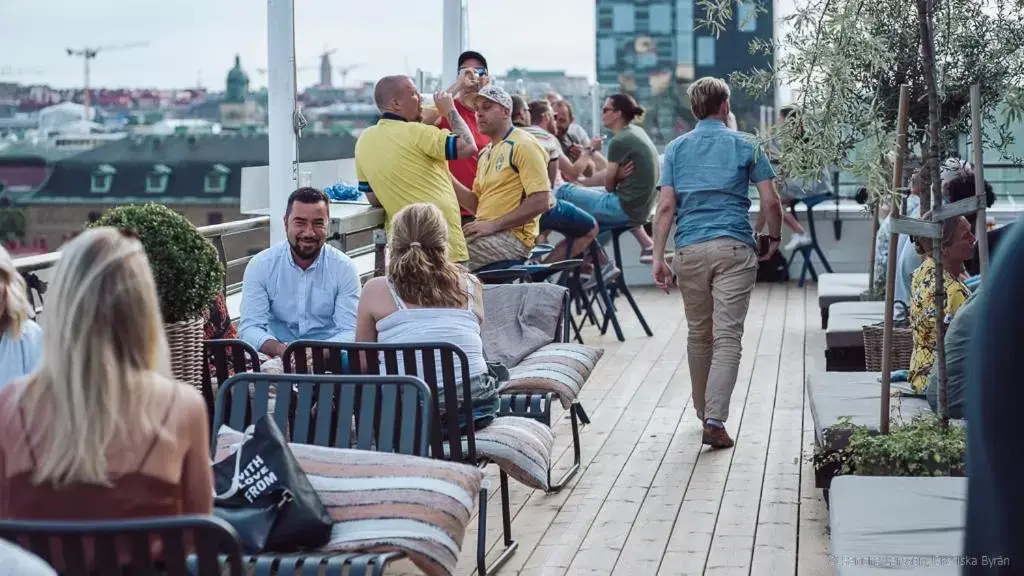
[90,203,224,324]
[828,414,967,477]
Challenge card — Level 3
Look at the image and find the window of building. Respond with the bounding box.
[205,164,231,193]
[635,5,650,31]
[598,37,618,70]
[675,0,694,31]
[649,3,673,34]
[612,4,636,33]
[696,36,717,67]
[677,32,694,65]
[737,0,757,32]
[597,5,614,30]
[90,164,116,194]
[146,164,172,194]
[207,212,224,226]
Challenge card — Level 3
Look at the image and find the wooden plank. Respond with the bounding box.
[932,195,982,222]
[656,285,773,576]
[456,289,676,575]
[701,283,787,576]
[889,217,941,238]
[749,283,806,576]
[798,284,833,576]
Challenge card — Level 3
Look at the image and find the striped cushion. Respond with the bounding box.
[501,343,604,409]
[216,427,482,576]
[473,416,554,492]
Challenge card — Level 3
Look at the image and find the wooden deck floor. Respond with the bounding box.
[392,283,833,576]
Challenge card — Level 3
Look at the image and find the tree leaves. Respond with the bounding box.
[698,0,1024,201]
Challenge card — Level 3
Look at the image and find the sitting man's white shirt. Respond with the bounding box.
[238,190,362,357]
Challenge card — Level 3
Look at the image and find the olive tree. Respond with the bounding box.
[698,0,1024,206]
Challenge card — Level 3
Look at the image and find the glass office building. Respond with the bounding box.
[595,0,774,146]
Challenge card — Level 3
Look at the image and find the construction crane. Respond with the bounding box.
[336,63,362,87]
[66,42,148,120]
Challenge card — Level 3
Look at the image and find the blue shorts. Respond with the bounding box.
[540,198,597,238]
[555,183,632,228]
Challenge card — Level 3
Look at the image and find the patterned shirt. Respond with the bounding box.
[909,257,972,393]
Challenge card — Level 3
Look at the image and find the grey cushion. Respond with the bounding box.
[817,273,870,308]
[825,301,886,349]
[806,372,931,449]
[829,476,966,575]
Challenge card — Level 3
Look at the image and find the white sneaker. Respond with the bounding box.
[784,233,813,251]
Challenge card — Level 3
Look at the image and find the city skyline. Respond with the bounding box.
[0,0,597,90]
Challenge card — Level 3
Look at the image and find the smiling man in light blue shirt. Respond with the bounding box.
[239,187,362,358]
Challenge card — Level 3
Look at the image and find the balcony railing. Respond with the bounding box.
[13,205,386,319]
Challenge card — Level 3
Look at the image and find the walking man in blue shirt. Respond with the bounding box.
[651,77,783,449]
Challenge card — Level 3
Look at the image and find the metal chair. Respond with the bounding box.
[212,373,433,574]
[285,341,517,576]
[200,339,261,426]
[786,193,835,287]
[0,515,245,576]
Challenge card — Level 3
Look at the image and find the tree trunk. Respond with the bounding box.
[917,0,948,428]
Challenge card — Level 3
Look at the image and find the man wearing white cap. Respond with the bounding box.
[453,85,552,271]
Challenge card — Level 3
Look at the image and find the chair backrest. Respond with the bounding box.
[213,373,432,457]
[0,515,244,576]
[201,339,261,423]
[283,341,478,465]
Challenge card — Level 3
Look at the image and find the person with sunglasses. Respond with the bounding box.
[423,50,493,226]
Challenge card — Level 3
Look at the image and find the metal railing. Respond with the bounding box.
[14,206,389,318]
[13,216,273,316]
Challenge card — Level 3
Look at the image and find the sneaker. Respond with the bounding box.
[702,422,734,449]
[784,233,813,251]
[639,249,673,264]
[583,264,621,290]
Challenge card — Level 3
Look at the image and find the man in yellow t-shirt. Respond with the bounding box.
[455,85,551,271]
[355,75,479,263]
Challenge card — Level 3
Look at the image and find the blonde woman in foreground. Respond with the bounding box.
[0,228,213,521]
[0,246,43,389]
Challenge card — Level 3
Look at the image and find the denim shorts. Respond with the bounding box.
[540,198,597,238]
[555,183,632,228]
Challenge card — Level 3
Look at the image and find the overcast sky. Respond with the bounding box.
[0,0,597,90]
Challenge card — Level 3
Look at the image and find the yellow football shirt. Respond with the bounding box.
[355,116,468,262]
[471,127,551,248]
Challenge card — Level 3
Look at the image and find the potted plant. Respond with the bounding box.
[842,414,967,477]
[90,203,225,386]
[815,413,966,486]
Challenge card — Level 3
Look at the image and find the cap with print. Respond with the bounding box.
[474,85,513,112]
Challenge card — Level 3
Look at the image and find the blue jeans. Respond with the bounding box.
[540,198,598,238]
[555,183,631,229]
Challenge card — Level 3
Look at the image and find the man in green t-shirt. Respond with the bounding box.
[554,94,659,254]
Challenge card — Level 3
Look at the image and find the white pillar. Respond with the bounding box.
[442,0,466,88]
[590,82,601,137]
[267,0,298,245]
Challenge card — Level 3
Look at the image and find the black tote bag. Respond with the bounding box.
[212,415,334,553]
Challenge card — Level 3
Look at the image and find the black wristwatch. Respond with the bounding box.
[767,235,781,242]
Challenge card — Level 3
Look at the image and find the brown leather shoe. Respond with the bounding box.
[702,423,734,449]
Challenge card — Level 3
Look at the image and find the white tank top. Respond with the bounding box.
[375,277,488,384]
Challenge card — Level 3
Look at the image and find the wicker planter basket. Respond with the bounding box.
[165,316,204,387]
[862,324,914,372]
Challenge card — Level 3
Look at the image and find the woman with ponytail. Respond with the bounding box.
[355,203,498,429]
